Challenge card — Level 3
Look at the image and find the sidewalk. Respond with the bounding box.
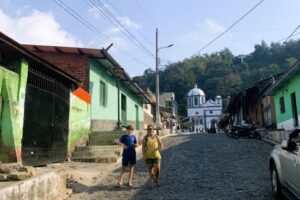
[261,137,279,146]
[257,129,290,146]
[50,132,175,196]
[0,132,175,200]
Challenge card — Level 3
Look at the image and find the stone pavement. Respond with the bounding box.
[68,133,275,200]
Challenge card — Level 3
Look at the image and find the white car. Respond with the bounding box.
[269,130,300,199]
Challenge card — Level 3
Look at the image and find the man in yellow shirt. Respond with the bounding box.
[142,125,164,187]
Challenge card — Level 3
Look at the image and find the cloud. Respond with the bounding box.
[204,19,225,33]
[106,16,140,35]
[88,3,111,19]
[106,27,121,35]
[16,5,32,17]
[102,36,128,53]
[0,9,83,47]
[177,18,228,47]
[88,6,102,19]
[117,16,140,30]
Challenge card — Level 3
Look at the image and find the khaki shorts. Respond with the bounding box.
[145,158,161,166]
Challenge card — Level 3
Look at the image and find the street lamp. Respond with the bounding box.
[155,28,174,135]
[114,67,124,129]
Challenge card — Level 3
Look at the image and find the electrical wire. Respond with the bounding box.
[89,0,155,58]
[52,0,150,68]
[284,25,300,43]
[195,0,266,55]
[133,0,156,28]
[103,0,154,46]
[277,32,300,43]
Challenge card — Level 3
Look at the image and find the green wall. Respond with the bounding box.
[0,59,28,162]
[89,60,144,129]
[274,74,300,128]
[67,93,91,155]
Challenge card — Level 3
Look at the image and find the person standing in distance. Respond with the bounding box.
[117,125,137,188]
[142,124,164,187]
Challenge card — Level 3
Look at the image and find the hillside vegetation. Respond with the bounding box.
[133,40,300,116]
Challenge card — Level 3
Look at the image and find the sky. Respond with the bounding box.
[1,0,300,77]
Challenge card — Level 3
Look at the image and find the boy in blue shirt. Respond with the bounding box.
[117,125,137,187]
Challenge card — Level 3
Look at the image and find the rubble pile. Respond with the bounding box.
[0,164,36,181]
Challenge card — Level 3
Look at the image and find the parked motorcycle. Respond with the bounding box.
[230,124,261,139]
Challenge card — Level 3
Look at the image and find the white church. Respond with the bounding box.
[187,85,222,132]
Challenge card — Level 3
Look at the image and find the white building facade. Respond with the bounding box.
[187,85,222,132]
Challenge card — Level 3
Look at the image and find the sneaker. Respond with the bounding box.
[128,183,133,188]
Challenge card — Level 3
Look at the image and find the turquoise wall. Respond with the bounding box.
[274,74,300,126]
[89,60,144,129]
[68,93,91,154]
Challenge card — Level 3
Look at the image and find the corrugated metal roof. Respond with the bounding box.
[0,32,81,86]
[23,44,104,57]
[22,43,151,103]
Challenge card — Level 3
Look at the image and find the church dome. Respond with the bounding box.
[188,85,205,96]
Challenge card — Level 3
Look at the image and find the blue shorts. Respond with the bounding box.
[122,154,136,166]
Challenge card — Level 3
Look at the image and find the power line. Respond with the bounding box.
[195,0,266,55]
[169,27,295,49]
[89,0,155,58]
[277,32,300,43]
[102,0,154,46]
[52,0,150,68]
[284,25,300,43]
[133,0,156,28]
[53,0,109,42]
[93,0,155,57]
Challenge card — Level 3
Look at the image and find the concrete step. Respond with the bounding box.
[88,139,117,145]
[71,155,118,163]
[90,131,126,137]
[75,145,123,151]
[73,145,123,157]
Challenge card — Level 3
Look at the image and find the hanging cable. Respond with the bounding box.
[102,0,154,46]
[284,25,300,43]
[194,0,265,55]
[89,0,155,58]
[52,0,150,68]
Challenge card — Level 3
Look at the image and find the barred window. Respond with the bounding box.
[280,96,285,114]
[100,81,107,106]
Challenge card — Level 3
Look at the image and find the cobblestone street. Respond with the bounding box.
[68,133,275,200]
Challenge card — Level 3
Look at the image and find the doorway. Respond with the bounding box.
[291,92,298,127]
[135,105,139,130]
[121,94,127,126]
[22,67,70,166]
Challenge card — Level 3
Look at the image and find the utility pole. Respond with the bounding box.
[155,28,160,135]
[155,28,173,135]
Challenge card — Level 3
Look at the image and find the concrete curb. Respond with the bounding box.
[261,138,279,146]
[0,169,66,200]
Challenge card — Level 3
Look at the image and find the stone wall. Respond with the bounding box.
[259,129,291,144]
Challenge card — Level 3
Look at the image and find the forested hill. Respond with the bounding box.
[133,40,300,116]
